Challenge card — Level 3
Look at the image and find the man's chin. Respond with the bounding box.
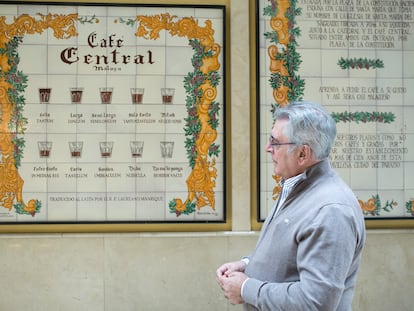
[273,169,285,179]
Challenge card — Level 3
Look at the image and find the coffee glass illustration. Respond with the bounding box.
[160,141,174,158]
[100,87,113,104]
[161,88,175,104]
[39,88,51,104]
[99,141,114,158]
[69,141,83,158]
[70,87,84,104]
[131,88,144,104]
[38,141,52,158]
[130,141,144,158]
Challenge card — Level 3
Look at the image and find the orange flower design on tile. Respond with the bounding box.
[358,198,376,214]
[0,13,79,215]
[135,13,221,214]
[0,54,10,72]
[273,84,290,108]
[269,0,290,45]
[358,194,397,216]
[0,79,26,211]
[268,46,289,76]
[24,199,38,216]
[266,0,292,199]
[267,0,291,107]
[0,13,78,48]
[272,175,283,201]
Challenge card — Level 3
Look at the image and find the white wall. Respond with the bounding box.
[0,230,413,310]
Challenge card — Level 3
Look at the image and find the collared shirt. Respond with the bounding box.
[272,171,307,218]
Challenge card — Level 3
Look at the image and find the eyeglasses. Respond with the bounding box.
[268,136,296,149]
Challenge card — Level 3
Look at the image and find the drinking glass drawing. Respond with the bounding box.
[100,141,114,158]
[160,141,174,158]
[130,141,144,158]
[70,87,84,104]
[161,88,175,104]
[100,87,113,104]
[38,141,52,158]
[39,88,51,104]
[69,141,83,158]
[131,88,144,104]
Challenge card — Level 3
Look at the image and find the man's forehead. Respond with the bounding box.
[272,118,288,129]
[271,121,288,137]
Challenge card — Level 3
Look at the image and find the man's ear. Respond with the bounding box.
[297,144,312,164]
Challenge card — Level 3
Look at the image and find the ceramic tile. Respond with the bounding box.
[302,77,324,103]
[47,194,78,221]
[404,134,414,161]
[257,0,414,221]
[376,50,404,78]
[299,48,322,76]
[0,0,225,225]
[297,20,323,49]
[403,28,414,50]
[19,45,48,73]
[1,4,17,15]
[403,51,414,77]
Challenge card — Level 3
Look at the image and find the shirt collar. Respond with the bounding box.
[282,171,307,190]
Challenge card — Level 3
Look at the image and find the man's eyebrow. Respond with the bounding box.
[269,135,279,142]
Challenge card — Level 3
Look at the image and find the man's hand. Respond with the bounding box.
[216,260,246,279]
[216,261,249,305]
[219,271,249,305]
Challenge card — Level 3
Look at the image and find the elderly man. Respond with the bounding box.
[216,101,366,311]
